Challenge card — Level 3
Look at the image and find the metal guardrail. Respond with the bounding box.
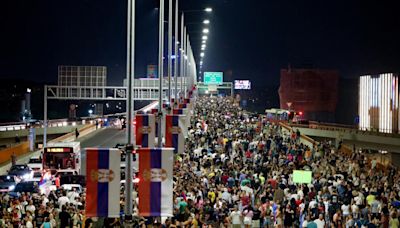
[290,122,400,138]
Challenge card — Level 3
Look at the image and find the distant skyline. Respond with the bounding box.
[1,0,399,86]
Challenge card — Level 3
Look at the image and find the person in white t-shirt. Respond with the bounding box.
[314,214,325,228]
[58,192,70,209]
[25,200,36,215]
[229,206,242,228]
[341,202,351,218]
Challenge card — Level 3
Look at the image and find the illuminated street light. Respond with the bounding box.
[203,19,210,24]
[202,35,208,40]
[202,28,209,34]
[200,61,203,65]
[201,44,206,48]
[202,40,206,44]
[205,7,213,12]
[200,52,205,57]
[201,47,205,51]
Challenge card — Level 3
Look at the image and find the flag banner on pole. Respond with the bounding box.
[151,109,159,137]
[135,114,156,148]
[172,109,190,132]
[165,115,185,153]
[85,148,121,218]
[151,109,158,114]
[178,103,187,109]
[138,148,174,217]
[172,108,184,115]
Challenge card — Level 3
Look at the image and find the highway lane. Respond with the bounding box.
[0,127,126,175]
[77,127,127,174]
[78,127,126,148]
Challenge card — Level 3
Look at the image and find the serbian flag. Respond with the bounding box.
[85,148,121,218]
[138,148,174,217]
[172,108,184,115]
[178,103,187,109]
[151,109,159,137]
[135,114,156,147]
[165,115,185,154]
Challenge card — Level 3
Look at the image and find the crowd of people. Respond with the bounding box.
[1,96,400,227]
[153,96,400,227]
[0,188,88,227]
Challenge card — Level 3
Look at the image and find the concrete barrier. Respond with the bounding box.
[0,124,96,169]
[0,142,30,165]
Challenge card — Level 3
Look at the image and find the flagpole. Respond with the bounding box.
[180,14,184,101]
[125,0,135,220]
[157,0,165,147]
[167,0,172,104]
[174,0,178,104]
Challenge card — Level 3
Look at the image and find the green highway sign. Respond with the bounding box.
[204,72,223,85]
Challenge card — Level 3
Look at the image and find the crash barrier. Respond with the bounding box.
[50,124,96,143]
[0,142,29,165]
[0,124,96,166]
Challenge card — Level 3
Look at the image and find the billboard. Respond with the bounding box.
[147,65,158,78]
[293,170,312,184]
[204,72,223,85]
[234,80,251,90]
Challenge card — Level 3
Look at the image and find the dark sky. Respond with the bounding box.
[1,0,399,86]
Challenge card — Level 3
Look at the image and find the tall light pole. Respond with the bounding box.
[125,0,135,219]
[184,30,188,98]
[157,0,165,147]
[180,14,184,100]
[167,0,172,104]
[174,0,178,103]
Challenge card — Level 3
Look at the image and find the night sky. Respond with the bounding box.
[1,0,399,87]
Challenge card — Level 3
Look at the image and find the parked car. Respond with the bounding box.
[27,156,42,171]
[9,181,40,197]
[25,171,43,182]
[0,175,18,192]
[55,169,79,177]
[60,175,86,187]
[8,164,33,181]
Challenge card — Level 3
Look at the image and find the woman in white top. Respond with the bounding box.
[341,202,351,218]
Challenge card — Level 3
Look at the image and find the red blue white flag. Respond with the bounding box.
[165,115,185,154]
[85,148,120,218]
[151,109,159,137]
[178,103,187,109]
[172,108,184,115]
[138,148,174,217]
[135,114,156,148]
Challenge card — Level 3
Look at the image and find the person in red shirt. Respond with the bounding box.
[221,172,229,185]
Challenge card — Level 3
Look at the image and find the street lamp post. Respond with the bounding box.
[174,0,179,103]
[168,0,173,104]
[180,14,184,100]
[184,27,188,98]
[125,0,135,220]
[157,0,165,147]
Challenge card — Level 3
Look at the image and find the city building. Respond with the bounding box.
[359,73,399,133]
[278,68,339,122]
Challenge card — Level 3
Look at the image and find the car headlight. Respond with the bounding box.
[8,185,15,191]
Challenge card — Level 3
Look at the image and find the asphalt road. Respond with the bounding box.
[78,127,126,148]
[78,127,127,174]
[0,127,126,175]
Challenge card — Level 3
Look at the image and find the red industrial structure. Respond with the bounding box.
[278,68,339,122]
